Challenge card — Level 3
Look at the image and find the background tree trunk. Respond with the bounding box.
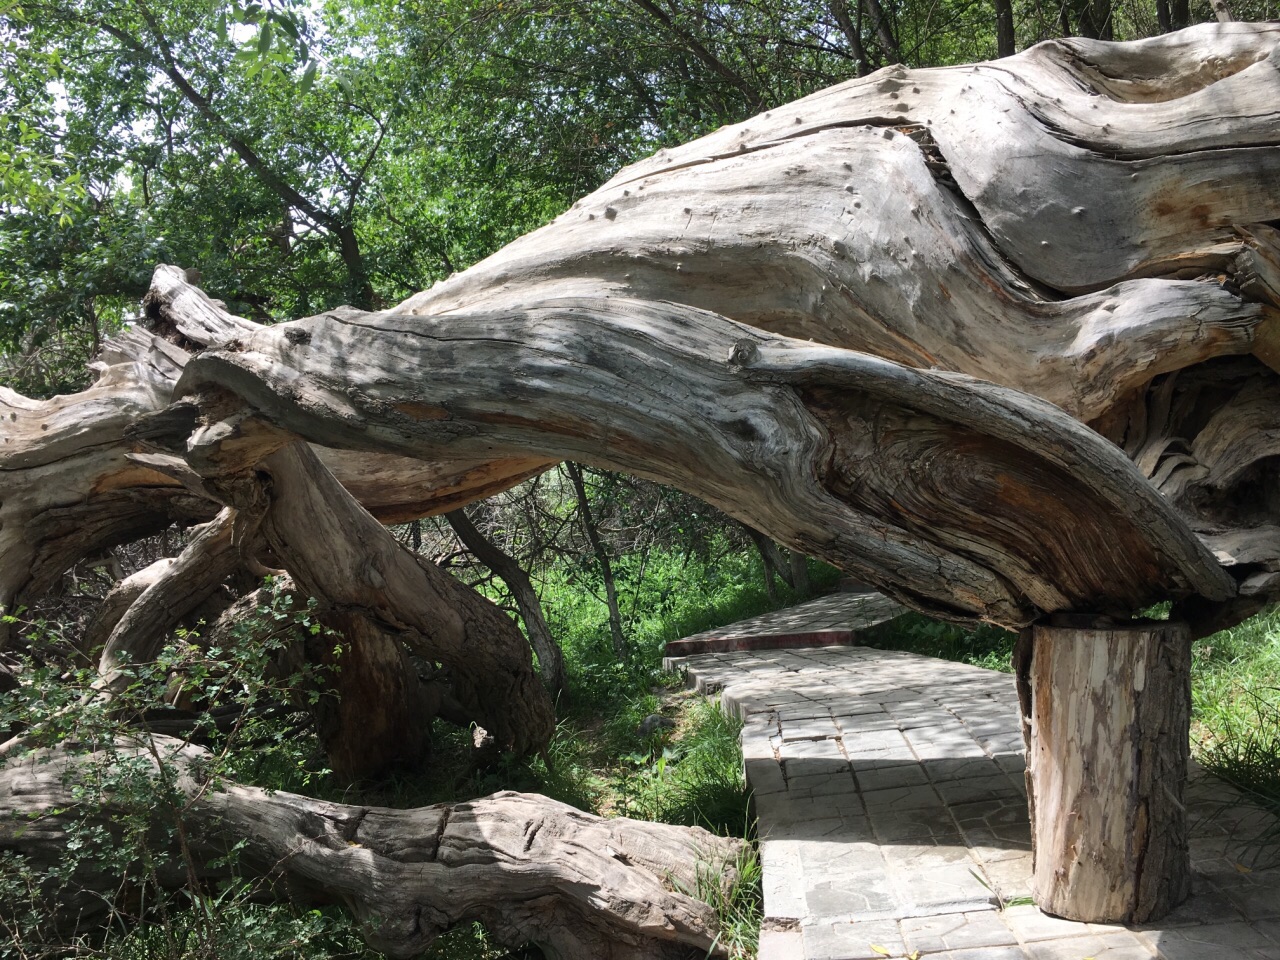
[995,0,1015,55]
[566,463,628,660]
[447,507,568,698]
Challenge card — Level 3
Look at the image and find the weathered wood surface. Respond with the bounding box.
[173,291,1231,626]
[0,267,551,643]
[5,25,1279,634]
[0,20,1276,938]
[244,442,554,762]
[390,22,1280,621]
[0,738,742,960]
[1018,621,1192,922]
[400,22,1280,415]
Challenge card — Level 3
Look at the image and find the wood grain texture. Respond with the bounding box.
[174,294,1231,627]
[0,267,550,641]
[248,442,554,760]
[1023,621,1192,923]
[8,25,1280,632]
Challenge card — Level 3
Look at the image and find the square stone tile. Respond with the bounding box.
[901,910,1015,953]
[797,837,885,871]
[782,720,843,742]
[861,783,946,812]
[744,758,787,795]
[974,856,1033,902]
[1138,922,1278,959]
[868,805,962,843]
[785,756,852,779]
[934,775,1024,806]
[787,771,859,799]
[760,842,806,918]
[1219,876,1280,921]
[804,876,900,921]
[855,762,930,792]
[888,856,996,916]
[928,758,1008,782]
[1025,932,1152,959]
[782,737,848,761]
[759,925,804,960]
[802,919,906,959]
[1134,879,1244,926]
[1000,905,1093,943]
[937,948,1029,960]
[911,737,989,761]
[995,752,1028,774]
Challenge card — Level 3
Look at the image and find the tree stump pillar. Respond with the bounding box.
[1015,619,1192,923]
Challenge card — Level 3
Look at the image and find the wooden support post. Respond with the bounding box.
[1016,620,1192,923]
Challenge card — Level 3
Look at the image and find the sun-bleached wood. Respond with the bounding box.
[245,442,555,762]
[0,267,551,646]
[0,738,742,960]
[2,22,1279,935]
[172,292,1231,627]
[1018,621,1192,923]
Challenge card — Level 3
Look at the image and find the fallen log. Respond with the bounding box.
[0,738,743,960]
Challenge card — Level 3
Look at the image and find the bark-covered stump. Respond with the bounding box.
[1018,620,1192,923]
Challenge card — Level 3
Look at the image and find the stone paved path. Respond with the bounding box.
[663,597,1280,960]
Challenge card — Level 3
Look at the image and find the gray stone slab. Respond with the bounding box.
[802,919,907,959]
[1025,932,1152,960]
[868,805,963,844]
[854,762,930,792]
[1139,922,1280,960]
[785,757,852,779]
[999,906,1095,943]
[934,774,1024,806]
[934,948,1030,960]
[671,618,1280,960]
[759,925,805,960]
[884,845,996,917]
[787,771,859,799]
[1218,876,1280,920]
[860,783,946,812]
[901,911,1019,952]
[804,878,900,922]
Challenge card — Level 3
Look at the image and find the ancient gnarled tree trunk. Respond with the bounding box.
[2,21,1279,933]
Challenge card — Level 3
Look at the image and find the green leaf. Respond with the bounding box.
[299,59,317,94]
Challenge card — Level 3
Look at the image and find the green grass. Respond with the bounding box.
[607,695,754,836]
[1191,606,1280,819]
[540,546,839,712]
[861,611,1017,673]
